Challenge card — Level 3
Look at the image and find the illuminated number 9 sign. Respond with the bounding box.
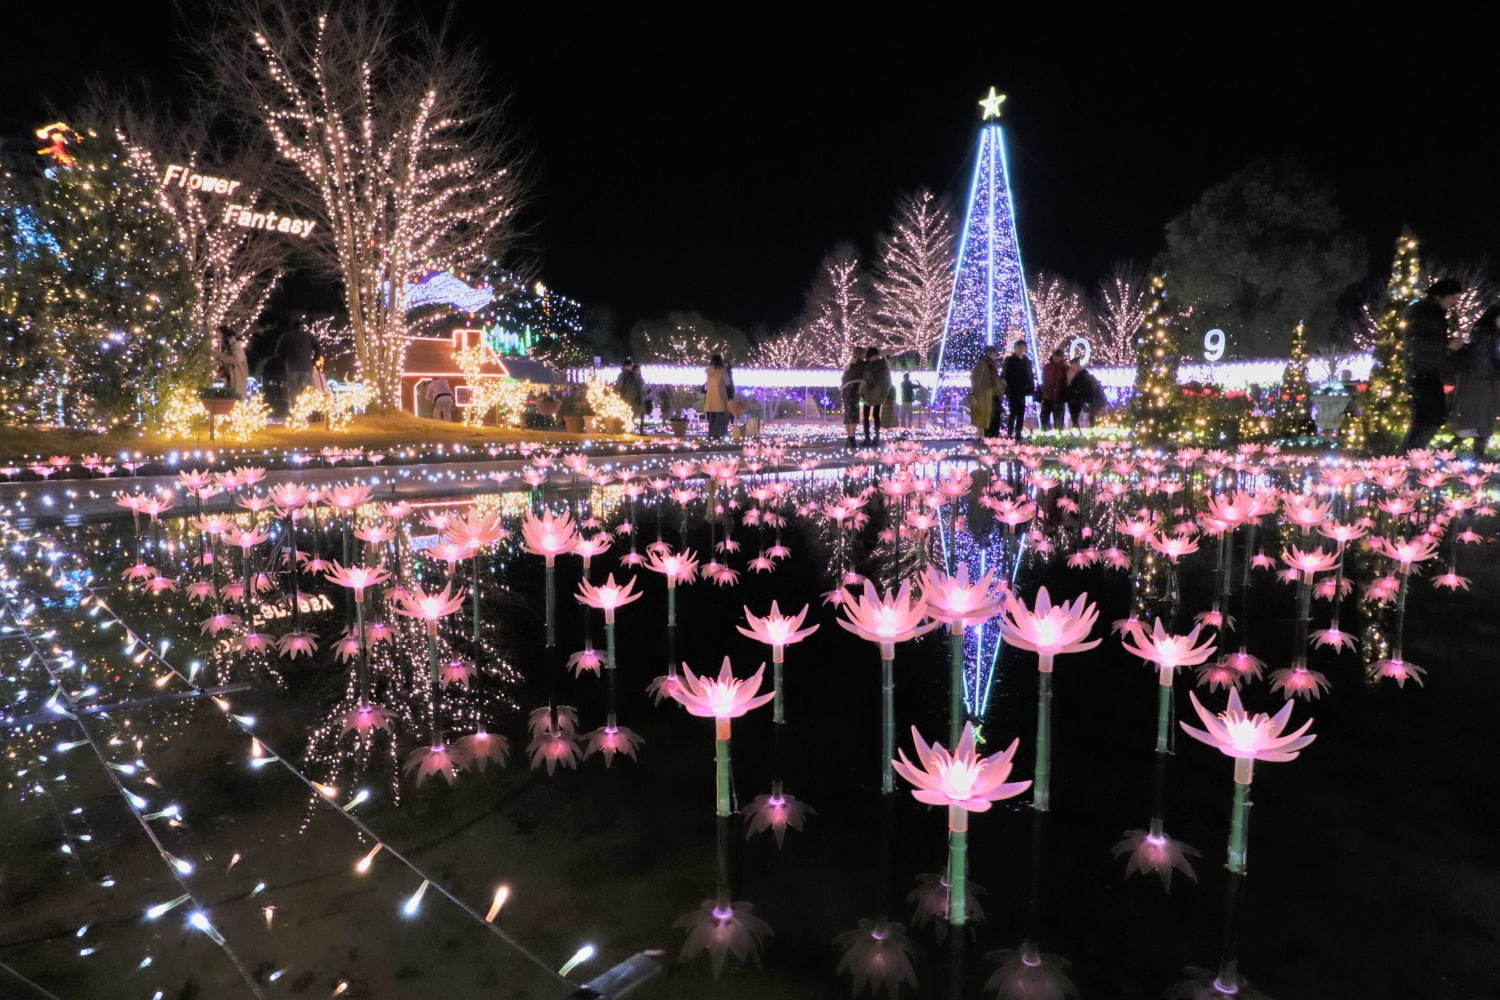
[1203,328,1226,362]
[1067,337,1091,366]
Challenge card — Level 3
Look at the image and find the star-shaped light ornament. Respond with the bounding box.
[978,87,1007,120]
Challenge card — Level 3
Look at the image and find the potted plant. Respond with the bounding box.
[661,389,692,437]
[558,390,594,434]
[199,384,239,440]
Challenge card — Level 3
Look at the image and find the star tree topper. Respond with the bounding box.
[978,87,1007,120]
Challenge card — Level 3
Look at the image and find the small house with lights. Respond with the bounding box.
[399,328,563,418]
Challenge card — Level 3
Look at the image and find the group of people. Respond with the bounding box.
[969,340,1105,439]
[840,346,895,447]
[612,354,739,438]
[1402,278,1500,456]
[210,323,325,407]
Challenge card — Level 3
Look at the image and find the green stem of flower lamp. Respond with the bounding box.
[948,806,969,926]
[772,647,785,725]
[881,652,896,795]
[426,629,441,744]
[1035,654,1054,812]
[354,596,368,701]
[714,719,732,817]
[1155,669,1173,755]
[471,555,482,643]
[949,626,965,746]
[1227,764,1253,874]
[605,620,618,720]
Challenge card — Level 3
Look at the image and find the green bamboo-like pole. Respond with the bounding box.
[605,620,618,720]
[714,718,732,817]
[880,652,896,794]
[544,561,558,730]
[948,625,965,746]
[471,554,482,643]
[1154,669,1173,755]
[1227,761,1253,874]
[353,593,368,701]
[425,628,442,743]
[947,806,969,926]
[771,645,785,725]
[1034,653,1054,812]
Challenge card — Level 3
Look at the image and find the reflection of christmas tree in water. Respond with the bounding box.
[935,89,1038,384]
[1345,229,1424,451]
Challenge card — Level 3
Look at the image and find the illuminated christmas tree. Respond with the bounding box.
[935,88,1037,379]
[1270,320,1312,438]
[1344,229,1424,451]
[27,129,196,427]
[1130,275,1182,445]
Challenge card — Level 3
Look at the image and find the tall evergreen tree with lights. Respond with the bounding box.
[1343,229,1424,450]
[28,129,196,426]
[1270,320,1312,437]
[1130,275,1182,444]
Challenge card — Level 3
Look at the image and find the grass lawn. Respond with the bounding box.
[0,412,639,461]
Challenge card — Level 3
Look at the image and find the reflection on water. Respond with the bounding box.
[0,445,1481,998]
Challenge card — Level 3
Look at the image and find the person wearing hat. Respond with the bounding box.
[1402,277,1464,451]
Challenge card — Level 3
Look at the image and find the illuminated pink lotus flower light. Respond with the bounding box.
[741,781,814,848]
[674,897,773,978]
[583,724,643,766]
[575,573,642,625]
[404,743,462,785]
[1112,820,1200,891]
[455,730,510,771]
[834,919,919,998]
[521,509,579,566]
[342,704,397,735]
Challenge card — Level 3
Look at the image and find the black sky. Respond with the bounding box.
[5,2,1499,334]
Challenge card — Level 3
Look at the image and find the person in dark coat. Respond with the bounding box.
[1401,278,1463,452]
[275,323,320,404]
[1000,340,1035,439]
[1065,361,1105,428]
[840,349,867,448]
[1039,348,1069,430]
[1451,304,1500,458]
[860,346,893,446]
[614,358,647,433]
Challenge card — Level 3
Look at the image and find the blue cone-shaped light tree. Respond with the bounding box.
[934,87,1039,381]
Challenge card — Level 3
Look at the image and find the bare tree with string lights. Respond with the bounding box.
[1094,261,1152,365]
[1028,271,1088,357]
[105,105,286,349]
[211,0,526,408]
[796,243,875,366]
[872,188,954,363]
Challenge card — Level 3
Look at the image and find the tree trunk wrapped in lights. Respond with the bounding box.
[220,1,524,409]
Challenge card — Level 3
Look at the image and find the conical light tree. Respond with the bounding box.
[1270,320,1312,438]
[1130,275,1182,445]
[1345,229,1424,451]
[935,88,1038,378]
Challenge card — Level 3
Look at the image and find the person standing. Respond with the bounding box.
[1001,339,1035,439]
[615,358,647,433]
[861,346,893,446]
[425,376,455,421]
[276,321,319,405]
[1064,360,1104,429]
[212,326,248,399]
[1039,347,1069,430]
[1452,305,1500,458]
[703,353,732,439]
[840,348,867,448]
[898,372,915,429]
[1401,278,1463,452]
[969,346,1001,438]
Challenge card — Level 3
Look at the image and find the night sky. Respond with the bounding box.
[6,2,1498,335]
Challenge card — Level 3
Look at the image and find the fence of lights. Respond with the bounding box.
[579,353,1375,392]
